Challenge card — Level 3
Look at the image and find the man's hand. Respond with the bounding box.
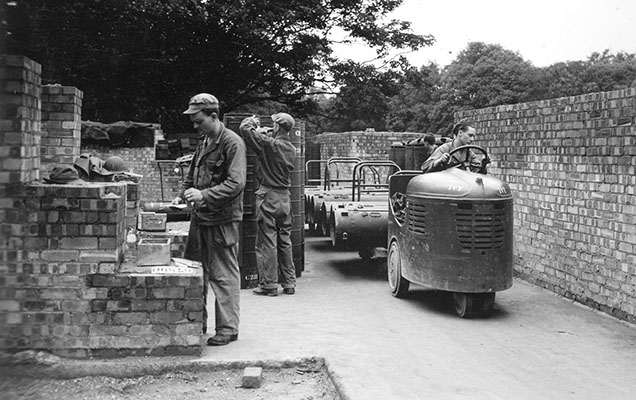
[171,196,184,205]
[434,153,450,167]
[184,188,204,208]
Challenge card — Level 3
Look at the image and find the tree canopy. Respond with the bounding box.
[6,1,636,137]
[5,0,433,132]
[377,43,636,135]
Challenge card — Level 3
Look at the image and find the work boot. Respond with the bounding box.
[207,333,238,346]
[283,287,295,295]
[253,287,278,297]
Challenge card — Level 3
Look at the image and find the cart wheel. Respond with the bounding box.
[478,293,495,316]
[453,293,473,318]
[453,292,495,318]
[388,241,409,298]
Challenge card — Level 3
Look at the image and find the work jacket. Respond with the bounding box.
[240,125,296,189]
[181,124,246,225]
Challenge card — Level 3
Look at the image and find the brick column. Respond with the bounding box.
[0,55,42,272]
[40,84,83,173]
[0,55,42,190]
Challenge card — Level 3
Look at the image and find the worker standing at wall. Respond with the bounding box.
[239,113,297,297]
[172,93,246,346]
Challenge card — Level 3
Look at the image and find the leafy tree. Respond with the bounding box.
[585,50,636,90]
[385,62,441,132]
[319,58,410,132]
[537,50,636,99]
[441,42,538,108]
[427,42,538,134]
[535,61,588,99]
[5,0,433,132]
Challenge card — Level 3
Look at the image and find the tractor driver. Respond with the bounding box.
[421,120,483,173]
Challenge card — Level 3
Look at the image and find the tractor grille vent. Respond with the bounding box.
[454,203,506,250]
[407,202,429,236]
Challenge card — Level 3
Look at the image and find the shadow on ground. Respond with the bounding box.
[402,288,513,320]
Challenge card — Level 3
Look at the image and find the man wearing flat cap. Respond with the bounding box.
[239,112,297,297]
[172,93,247,346]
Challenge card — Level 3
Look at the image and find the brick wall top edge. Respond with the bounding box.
[317,131,426,136]
[2,55,42,74]
[27,181,128,198]
[42,85,83,98]
[455,87,636,120]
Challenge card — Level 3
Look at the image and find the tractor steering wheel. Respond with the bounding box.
[447,145,490,174]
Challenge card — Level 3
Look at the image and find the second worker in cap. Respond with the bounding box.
[239,113,297,296]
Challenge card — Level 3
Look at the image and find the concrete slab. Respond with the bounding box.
[200,236,636,400]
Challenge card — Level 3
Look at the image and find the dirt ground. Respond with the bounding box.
[0,355,339,400]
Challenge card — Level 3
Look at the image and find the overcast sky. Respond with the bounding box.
[335,0,636,68]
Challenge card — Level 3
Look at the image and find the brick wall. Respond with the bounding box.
[85,264,203,358]
[314,130,422,160]
[0,56,204,358]
[40,84,82,174]
[457,89,636,322]
[313,131,423,183]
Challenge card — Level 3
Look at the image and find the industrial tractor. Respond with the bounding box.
[387,145,514,317]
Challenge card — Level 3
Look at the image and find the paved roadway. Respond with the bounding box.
[202,235,636,400]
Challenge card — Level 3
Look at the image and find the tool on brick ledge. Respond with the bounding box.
[172,258,201,269]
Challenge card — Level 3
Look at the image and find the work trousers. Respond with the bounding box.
[199,223,240,336]
[255,187,296,290]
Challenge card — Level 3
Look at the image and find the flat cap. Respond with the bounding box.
[271,113,295,131]
[183,93,219,114]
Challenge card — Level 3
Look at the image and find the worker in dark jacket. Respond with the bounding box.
[172,93,246,346]
[239,113,296,297]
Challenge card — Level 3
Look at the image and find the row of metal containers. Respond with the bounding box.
[223,114,305,289]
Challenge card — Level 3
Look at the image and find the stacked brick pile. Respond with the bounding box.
[40,85,82,173]
[457,89,636,322]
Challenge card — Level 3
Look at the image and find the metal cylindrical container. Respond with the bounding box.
[238,214,259,288]
[223,113,260,288]
[412,139,432,172]
[389,142,406,170]
[290,121,305,276]
[329,201,388,252]
[404,139,416,170]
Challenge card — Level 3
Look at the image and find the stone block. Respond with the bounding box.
[242,367,263,388]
